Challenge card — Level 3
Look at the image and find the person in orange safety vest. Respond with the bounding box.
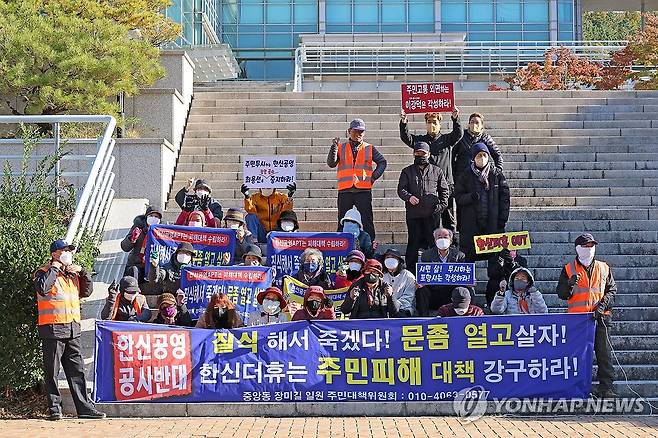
[556,233,618,399]
[34,239,106,420]
[326,118,387,242]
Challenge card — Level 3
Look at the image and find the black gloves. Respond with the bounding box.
[593,304,606,320]
[286,182,297,198]
[241,184,250,198]
[471,192,480,201]
[198,194,210,210]
[183,195,197,212]
[323,297,333,308]
[568,275,579,288]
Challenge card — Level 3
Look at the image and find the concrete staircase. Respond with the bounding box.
[165,89,658,400]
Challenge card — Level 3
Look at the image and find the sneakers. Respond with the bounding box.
[78,409,106,419]
[48,412,63,421]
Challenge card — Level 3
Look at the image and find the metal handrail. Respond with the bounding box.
[0,115,116,245]
[293,40,629,91]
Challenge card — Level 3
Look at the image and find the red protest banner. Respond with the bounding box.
[401,82,455,114]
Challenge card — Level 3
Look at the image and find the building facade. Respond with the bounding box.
[168,0,583,80]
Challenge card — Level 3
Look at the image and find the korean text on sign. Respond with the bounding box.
[401,82,455,114]
[243,155,296,189]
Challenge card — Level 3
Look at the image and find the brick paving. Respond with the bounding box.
[2,416,657,438]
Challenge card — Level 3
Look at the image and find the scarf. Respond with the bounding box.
[470,161,491,191]
[514,291,530,314]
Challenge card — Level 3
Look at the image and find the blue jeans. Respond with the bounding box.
[245,213,267,243]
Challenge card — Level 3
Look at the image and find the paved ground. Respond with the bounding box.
[2,416,657,438]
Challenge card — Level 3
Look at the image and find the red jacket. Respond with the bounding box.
[175,209,216,227]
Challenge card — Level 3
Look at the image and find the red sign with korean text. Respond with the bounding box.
[113,330,193,401]
[401,82,455,113]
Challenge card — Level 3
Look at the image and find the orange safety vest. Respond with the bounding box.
[35,266,82,326]
[336,142,374,191]
[109,293,143,320]
[564,259,611,315]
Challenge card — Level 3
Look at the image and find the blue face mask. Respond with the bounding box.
[304,261,319,274]
[343,221,360,237]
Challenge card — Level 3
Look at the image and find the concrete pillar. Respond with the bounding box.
[319,0,326,34]
[435,0,442,33]
[575,0,583,41]
[549,0,558,45]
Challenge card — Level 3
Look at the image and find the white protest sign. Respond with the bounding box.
[243,156,296,188]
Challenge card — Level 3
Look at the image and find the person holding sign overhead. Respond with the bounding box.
[400,107,462,233]
[174,178,223,227]
[454,143,510,262]
[327,118,387,241]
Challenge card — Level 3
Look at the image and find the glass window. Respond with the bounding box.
[238,33,264,48]
[496,1,521,23]
[267,4,291,24]
[354,1,378,24]
[294,3,317,24]
[266,33,293,48]
[244,60,265,80]
[326,0,351,24]
[221,3,237,23]
[382,1,405,24]
[524,1,548,23]
[497,23,522,31]
[559,30,574,41]
[326,24,352,32]
[408,0,434,24]
[240,4,263,24]
[558,0,573,24]
[524,31,550,41]
[381,23,407,32]
[469,0,494,23]
[469,32,495,41]
[265,60,294,80]
[441,1,466,23]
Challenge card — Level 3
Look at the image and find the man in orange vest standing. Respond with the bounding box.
[327,118,387,241]
[556,233,618,399]
[34,239,106,420]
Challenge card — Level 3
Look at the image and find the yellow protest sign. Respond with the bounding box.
[474,231,531,255]
[282,276,349,319]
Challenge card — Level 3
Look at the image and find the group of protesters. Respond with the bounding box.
[34,107,619,419]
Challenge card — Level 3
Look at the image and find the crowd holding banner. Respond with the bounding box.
[36,80,619,420]
[95,313,595,403]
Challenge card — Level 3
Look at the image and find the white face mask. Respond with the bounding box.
[260,188,275,197]
[576,245,595,266]
[454,307,468,315]
[348,262,362,272]
[59,251,73,266]
[475,155,489,168]
[249,259,260,266]
[262,299,280,315]
[436,238,451,250]
[281,221,295,232]
[196,190,209,198]
[384,257,399,270]
[226,220,240,230]
[188,221,202,228]
[123,292,137,302]
[146,216,161,226]
[177,253,192,265]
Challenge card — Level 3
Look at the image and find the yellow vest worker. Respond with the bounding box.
[34,239,105,421]
[556,233,617,399]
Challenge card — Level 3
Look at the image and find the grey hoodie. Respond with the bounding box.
[490,267,548,315]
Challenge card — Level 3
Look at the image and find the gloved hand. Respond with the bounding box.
[286,182,296,198]
[183,195,197,212]
[198,194,210,210]
[497,280,507,296]
[593,304,606,320]
[108,279,119,300]
[130,227,141,243]
[323,297,333,308]
[150,248,159,267]
[471,192,480,201]
[568,274,580,288]
[241,184,250,198]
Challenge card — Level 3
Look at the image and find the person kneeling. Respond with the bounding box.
[490,267,548,315]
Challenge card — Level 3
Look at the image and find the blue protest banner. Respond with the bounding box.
[181,265,274,323]
[144,224,236,275]
[416,263,476,286]
[266,232,354,283]
[94,313,595,403]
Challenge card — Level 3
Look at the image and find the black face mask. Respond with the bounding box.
[307,300,322,313]
[414,156,429,166]
[364,273,379,284]
[213,307,226,320]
